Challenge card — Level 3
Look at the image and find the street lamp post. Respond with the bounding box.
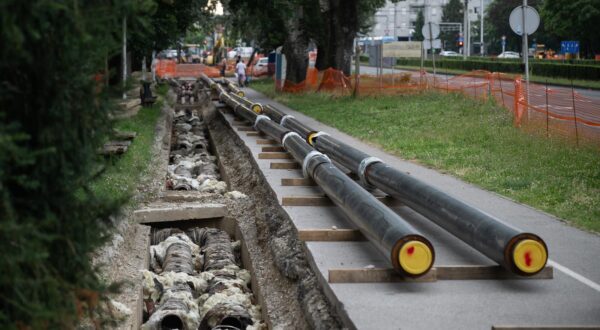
[480,0,484,56]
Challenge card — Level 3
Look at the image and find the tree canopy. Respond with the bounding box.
[541,0,600,57]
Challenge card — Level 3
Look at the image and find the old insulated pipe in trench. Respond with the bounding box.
[259,103,548,276]
[206,86,435,277]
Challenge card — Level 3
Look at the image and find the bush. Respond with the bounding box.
[395,57,600,80]
[0,2,131,328]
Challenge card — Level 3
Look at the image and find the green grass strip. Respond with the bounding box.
[91,97,164,203]
[251,80,600,232]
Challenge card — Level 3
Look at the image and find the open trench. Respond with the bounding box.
[137,80,342,329]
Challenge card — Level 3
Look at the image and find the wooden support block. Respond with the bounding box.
[247,132,264,137]
[134,203,227,224]
[281,178,316,186]
[492,326,600,330]
[328,268,437,283]
[233,123,251,127]
[270,162,300,170]
[237,126,255,132]
[262,146,285,152]
[282,196,331,206]
[281,195,401,207]
[259,152,293,160]
[233,117,244,122]
[435,265,554,280]
[298,229,365,241]
[256,139,278,145]
[328,265,553,284]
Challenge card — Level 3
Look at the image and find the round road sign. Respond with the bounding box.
[509,5,540,36]
[421,23,440,40]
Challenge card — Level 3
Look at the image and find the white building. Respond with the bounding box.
[370,0,491,39]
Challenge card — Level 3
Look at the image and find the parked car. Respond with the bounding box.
[497,51,520,59]
[440,50,460,57]
[252,57,269,76]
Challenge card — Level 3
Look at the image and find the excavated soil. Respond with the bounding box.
[88,83,342,330]
[203,97,342,330]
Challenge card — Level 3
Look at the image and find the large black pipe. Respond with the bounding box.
[201,75,435,277]
[258,103,549,276]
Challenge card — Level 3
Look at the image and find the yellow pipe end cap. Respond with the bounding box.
[252,104,263,114]
[307,133,317,145]
[513,239,547,274]
[237,91,245,97]
[399,241,433,275]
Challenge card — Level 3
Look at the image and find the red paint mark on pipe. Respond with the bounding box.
[525,251,532,267]
[407,246,415,256]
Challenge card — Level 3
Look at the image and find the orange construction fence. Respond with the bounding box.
[155,60,221,79]
[274,67,600,147]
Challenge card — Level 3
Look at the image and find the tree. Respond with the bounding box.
[485,0,544,55]
[441,0,464,51]
[413,10,425,41]
[0,1,148,327]
[542,0,600,57]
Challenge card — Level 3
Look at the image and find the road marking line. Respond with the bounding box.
[548,260,600,293]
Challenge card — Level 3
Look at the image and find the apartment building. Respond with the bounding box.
[369,0,491,39]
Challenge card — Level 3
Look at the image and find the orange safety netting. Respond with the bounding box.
[155,60,222,79]
[273,66,600,147]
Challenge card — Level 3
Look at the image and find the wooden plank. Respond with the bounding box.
[282,196,331,206]
[98,144,127,156]
[105,140,132,147]
[492,326,600,330]
[134,203,227,224]
[435,265,554,280]
[256,139,278,145]
[298,229,365,241]
[237,126,255,132]
[328,268,437,283]
[270,162,300,170]
[259,152,293,160]
[281,195,401,207]
[113,130,137,140]
[281,178,316,186]
[247,132,264,137]
[262,146,285,152]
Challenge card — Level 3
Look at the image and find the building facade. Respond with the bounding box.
[370,0,491,40]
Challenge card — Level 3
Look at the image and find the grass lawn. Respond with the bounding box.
[91,85,167,203]
[251,79,600,232]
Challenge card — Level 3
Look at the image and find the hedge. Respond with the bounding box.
[395,58,600,81]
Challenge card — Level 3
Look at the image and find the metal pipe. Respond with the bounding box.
[202,76,434,277]
[259,103,548,276]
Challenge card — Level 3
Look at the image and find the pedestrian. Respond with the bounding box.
[220,58,227,77]
[236,59,247,88]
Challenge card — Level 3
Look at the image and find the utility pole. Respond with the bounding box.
[464,0,469,58]
[480,0,484,56]
[122,16,127,100]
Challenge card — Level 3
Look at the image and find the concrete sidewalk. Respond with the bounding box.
[234,85,600,329]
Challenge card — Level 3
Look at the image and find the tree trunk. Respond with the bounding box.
[316,0,358,75]
[282,7,309,84]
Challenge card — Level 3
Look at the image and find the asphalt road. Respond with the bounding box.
[358,65,600,100]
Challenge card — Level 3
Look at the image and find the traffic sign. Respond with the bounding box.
[560,41,579,54]
[509,6,540,36]
[422,23,440,40]
[423,39,442,50]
